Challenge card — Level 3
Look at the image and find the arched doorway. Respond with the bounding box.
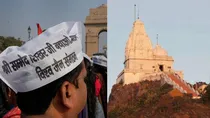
[84,4,107,57]
[98,30,107,54]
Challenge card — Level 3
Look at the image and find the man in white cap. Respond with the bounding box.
[91,53,107,118]
[0,21,91,118]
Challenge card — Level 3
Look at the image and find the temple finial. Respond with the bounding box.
[156,34,159,45]
[137,5,139,19]
[134,4,136,21]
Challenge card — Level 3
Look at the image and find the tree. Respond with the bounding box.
[205,85,210,100]
[201,84,210,104]
[0,36,23,52]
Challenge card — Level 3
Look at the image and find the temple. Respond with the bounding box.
[116,18,200,99]
[117,19,183,84]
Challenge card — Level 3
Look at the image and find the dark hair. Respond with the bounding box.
[84,57,107,118]
[93,63,107,118]
[92,53,107,117]
[83,58,96,118]
[17,62,84,115]
[0,80,11,117]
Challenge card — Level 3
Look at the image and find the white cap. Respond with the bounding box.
[83,53,93,64]
[0,21,89,93]
[92,54,107,68]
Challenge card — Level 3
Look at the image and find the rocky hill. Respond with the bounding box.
[108,80,210,118]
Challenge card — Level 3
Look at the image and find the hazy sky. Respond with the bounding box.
[0,0,107,53]
[108,0,210,99]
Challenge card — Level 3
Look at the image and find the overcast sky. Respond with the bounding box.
[0,0,107,53]
[108,0,210,99]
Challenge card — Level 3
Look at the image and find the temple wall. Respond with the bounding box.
[123,72,145,85]
[127,59,174,73]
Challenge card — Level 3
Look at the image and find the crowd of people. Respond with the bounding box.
[0,21,107,118]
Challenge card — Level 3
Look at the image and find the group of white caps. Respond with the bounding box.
[0,21,107,93]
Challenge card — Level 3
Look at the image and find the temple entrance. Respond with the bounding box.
[84,4,107,57]
[159,65,164,71]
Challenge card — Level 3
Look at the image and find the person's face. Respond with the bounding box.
[73,61,87,113]
[53,61,87,117]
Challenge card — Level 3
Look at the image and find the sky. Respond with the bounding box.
[0,0,107,53]
[108,0,210,100]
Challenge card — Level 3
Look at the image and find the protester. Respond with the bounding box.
[0,21,91,118]
[79,53,107,118]
[91,53,107,118]
[84,56,97,118]
[3,106,21,118]
[78,56,93,118]
[0,79,19,118]
[0,80,12,117]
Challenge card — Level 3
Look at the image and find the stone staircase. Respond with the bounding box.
[166,73,200,99]
[139,72,200,99]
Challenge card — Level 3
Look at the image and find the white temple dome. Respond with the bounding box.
[153,45,168,56]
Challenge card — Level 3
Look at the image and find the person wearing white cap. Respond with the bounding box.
[0,21,91,118]
[91,53,107,118]
[78,56,93,118]
[0,80,12,117]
